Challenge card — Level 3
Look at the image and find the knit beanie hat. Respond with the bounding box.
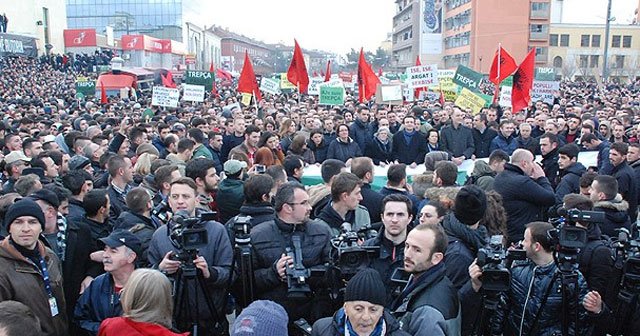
[454,185,487,225]
[344,269,387,306]
[232,300,288,336]
[5,199,45,232]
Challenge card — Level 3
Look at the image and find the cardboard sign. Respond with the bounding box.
[151,86,179,108]
[307,77,325,95]
[241,93,253,106]
[184,70,214,91]
[182,84,205,102]
[319,86,345,105]
[405,64,439,89]
[435,70,456,91]
[453,65,483,92]
[499,86,512,108]
[280,73,296,90]
[530,81,559,104]
[455,88,485,115]
[75,80,95,97]
[380,85,403,102]
[260,77,281,95]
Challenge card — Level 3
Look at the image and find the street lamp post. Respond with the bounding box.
[602,0,613,81]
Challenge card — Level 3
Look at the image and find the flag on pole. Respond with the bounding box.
[324,60,331,82]
[357,48,381,103]
[287,39,310,94]
[238,51,262,101]
[100,85,107,104]
[161,71,176,88]
[511,49,535,113]
[489,46,517,85]
[209,62,214,73]
[414,55,427,100]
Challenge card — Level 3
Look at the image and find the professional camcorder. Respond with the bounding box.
[330,223,379,280]
[169,210,215,277]
[477,235,526,292]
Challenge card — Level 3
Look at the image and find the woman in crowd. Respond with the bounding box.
[254,147,277,167]
[308,130,329,164]
[279,119,297,153]
[426,128,441,153]
[287,134,315,164]
[98,269,188,336]
[264,120,277,133]
[365,126,394,166]
[326,123,362,165]
[257,131,284,165]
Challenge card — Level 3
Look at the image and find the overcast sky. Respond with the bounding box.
[190,0,637,55]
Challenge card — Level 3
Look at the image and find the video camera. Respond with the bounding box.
[329,223,379,280]
[477,235,526,292]
[548,208,602,271]
[286,235,313,298]
[169,210,215,277]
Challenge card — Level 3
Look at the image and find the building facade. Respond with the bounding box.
[391,0,442,70]
[4,0,67,55]
[549,23,640,81]
[211,26,274,75]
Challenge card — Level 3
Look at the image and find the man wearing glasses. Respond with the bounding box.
[249,182,333,327]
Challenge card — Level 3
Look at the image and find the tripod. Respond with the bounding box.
[232,232,255,310]
[173,260,227,336]
[471,291,501,336]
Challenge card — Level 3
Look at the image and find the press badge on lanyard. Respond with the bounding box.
[49,296,59,316]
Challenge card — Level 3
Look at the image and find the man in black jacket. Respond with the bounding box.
[105,156,133,221]
[350,105,371,154]
[391,116,427,167]
[539,132,560,188]
[552,143,587,217]
[610,142,638,222]
[226,174,276,230]
[440,107,474,165]
[351,157,384,223]
[471,113,497,159]
[250,182,333,325]
[364,194,413,306]
[590,175,631,237]
[113,187,157,267]
[494,149,555,244]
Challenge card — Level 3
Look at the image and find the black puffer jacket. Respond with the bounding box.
[491,261,591,336]
[593,195,631,237]
[365,137,394,165]
[541,148,559,189]
[441,213,488,291]
[311,309,410,336]
[327,137,362,163]
[554,162,586,204]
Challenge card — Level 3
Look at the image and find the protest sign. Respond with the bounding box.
[376,85,403,105]
[75,80,95,97]
[151,86,179,108]
[405,64,439,89]
[241,93,253,106]
[531,81,560,104]
[182,84,205,102]
[260,77,281,95]
[319,79,344,88]
[307,77,325,95]
[319,86,345,105]
[453,65,483,92]
[280,73,296,90]
[184,70,214,91]
[454,88,485,115]
[499,86,512,108]
[436,70,456,91]
[535,67,556,81]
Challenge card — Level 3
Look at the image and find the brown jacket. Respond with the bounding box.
[0,238,68,336]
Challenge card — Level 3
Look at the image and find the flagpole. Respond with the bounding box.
[497,43,501,82]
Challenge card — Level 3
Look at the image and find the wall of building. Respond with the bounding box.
[5,0,67,55]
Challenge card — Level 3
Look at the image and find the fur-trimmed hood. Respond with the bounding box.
[594,194,629,212]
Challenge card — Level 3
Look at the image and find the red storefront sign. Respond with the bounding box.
[122,35,144,50]
[63,29,97,47]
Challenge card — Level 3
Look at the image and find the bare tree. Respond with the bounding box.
[561,55,578,80]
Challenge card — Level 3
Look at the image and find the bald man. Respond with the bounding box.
[494,149,556,244]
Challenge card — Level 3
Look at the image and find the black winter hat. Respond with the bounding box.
[454,185,487,225]
[5,199,45,232]
[344,269,387,306]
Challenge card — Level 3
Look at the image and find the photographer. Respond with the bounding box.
[148,177,233,335]
[469,221,599,335]
[250,182,333,325]
[364,194,413,306]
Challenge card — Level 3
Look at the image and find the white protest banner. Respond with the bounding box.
[319,79,344,88]
[307,77,325,95]
[499,86,512,108]
[259,77,281,95]
[380,85,403,102]
[531,81,560,104]
[405,64,439,89]
[182,84,205,102]
[151,86,179,108]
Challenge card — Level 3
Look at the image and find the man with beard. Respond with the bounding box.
[185,158,220,213]
[229,125,261,166]
[250,182,333,327]
[539,133,560,188]
[391,223,461,335]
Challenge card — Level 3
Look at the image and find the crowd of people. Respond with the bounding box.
[0,52,639,336]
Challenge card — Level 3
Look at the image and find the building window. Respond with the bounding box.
[553,56,563,68]
[581,35,590,47]
[612,35,621,48]
[623,35,632,48]
[613,55,625,69]
[591,35,600,48]
[579,55,588,68]
[550,34,558,46]
[589,55,599,68]
[560,34,569,46]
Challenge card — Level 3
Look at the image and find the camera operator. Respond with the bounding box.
[363,194,413,306]
[147,177,233,335]
[468,221,601,335]
[316,172,371,236]
[250,182,333,325]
